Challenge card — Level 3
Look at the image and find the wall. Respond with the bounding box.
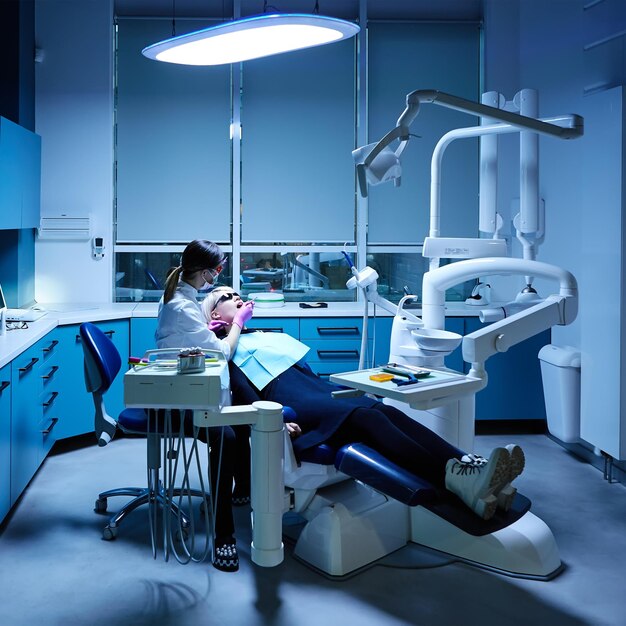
[484,0,626,459]
[34,0,114,303]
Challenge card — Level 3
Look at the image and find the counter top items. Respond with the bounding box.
[299,302,328,309]
[248,292,285,308]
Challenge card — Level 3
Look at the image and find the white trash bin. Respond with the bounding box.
[538,345,581,443]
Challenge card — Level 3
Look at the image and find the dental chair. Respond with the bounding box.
[80,322,206,541]
[282,418,560,580]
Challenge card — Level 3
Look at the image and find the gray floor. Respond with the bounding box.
[1,432,625,626]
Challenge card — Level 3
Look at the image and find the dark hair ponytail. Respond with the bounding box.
[163,240,224,304]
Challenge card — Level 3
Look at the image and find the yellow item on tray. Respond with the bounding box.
[369,373,395,382]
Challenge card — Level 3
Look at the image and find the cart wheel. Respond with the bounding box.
[94,498,107,513]
[103,525,117,541]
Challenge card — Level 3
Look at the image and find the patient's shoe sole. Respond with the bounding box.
[473,448,510,520]
[497,444,526,511]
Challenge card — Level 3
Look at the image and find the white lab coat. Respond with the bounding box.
[155,281,231,359]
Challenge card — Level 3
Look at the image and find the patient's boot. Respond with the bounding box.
[445,447,510,520]
[460,445,525,511]
[495,444,525,511]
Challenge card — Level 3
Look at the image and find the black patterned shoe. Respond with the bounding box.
[232,494,251,506]
[213,542,239,572]
[232,487,251,506]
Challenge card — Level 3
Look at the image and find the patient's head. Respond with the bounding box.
[202,286,243,328]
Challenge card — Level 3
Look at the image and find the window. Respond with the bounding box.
[114,19,481,304]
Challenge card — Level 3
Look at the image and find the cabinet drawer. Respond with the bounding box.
[11,343,44,503]
[247,317,299,337]
[0,365,11,523]
[300,317,363,340]
[306,361,360,379]
[303,339,365,362]
[39,413,60,459]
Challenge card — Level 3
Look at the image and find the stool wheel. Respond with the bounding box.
[103,525,117,541]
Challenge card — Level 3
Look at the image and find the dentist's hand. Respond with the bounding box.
[208,319,229,333]
[232,301,254,329]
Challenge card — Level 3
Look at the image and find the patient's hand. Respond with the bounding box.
[285,422,302,438]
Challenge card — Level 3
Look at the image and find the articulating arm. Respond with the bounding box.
[462,295,575,364]
[401,90,584,140]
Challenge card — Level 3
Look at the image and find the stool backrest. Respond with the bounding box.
[80,322,122,395]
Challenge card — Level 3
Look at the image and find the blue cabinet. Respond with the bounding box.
[247,317,299,336]
[464,317,550,421]
[50,325,89,441]
[445,317,465,372]
[0,365,11,523]
[371,316,393,367]
[10,343,44,504]
[2,320,130,522]
[39,334,62,460]
[0,117,41,230]
[300,317,370,377]
[130,318,158,359]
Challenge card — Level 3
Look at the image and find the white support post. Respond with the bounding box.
[250,400,285,567]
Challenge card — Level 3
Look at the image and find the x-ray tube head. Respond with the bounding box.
[352,142,402,197]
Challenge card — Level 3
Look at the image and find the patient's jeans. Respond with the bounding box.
[326,403,464,488]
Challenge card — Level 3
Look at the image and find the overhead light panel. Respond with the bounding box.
[142,13,360,66]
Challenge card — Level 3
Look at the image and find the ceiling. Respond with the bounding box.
[114,0,483,21]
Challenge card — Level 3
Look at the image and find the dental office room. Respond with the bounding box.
[2,0,626,624]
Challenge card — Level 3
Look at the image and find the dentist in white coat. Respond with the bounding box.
[154,239,254,573]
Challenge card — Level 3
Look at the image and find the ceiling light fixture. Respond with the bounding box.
[142,13,360,66]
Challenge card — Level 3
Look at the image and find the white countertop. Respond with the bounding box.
[132,300,485,318]
[0,300,485,370]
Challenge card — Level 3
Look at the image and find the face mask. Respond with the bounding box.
[200,268,219,291]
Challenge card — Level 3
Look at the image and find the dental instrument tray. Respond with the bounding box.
[124,348,227,410]
[330,366,485,411]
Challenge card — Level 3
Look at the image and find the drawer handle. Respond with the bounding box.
[0,381,10,393]
[43,339,59,353]
[19,357,39,373]
[41,417,59,435]
[43,391,59,407]
[314,372,332,379]
[258,327,284,333]
[77,329,115,341]
[317,350,359,358]
[317,326,360,335]
[41,366,59,380]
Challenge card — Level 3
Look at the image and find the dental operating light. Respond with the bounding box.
[354,89,584,197]
[142,13,360,66]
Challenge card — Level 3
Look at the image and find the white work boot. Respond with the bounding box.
[461,444,525,511]
[495,444,525,511]
[445,447,511,520]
